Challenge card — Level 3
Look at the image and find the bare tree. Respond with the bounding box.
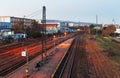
[102,24,116,36]
[12,21,25,33]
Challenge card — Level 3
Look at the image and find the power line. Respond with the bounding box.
[25,9,41,18]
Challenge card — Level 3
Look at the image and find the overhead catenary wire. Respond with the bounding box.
[25,9,42,19]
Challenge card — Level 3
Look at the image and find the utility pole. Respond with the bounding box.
[96,15,98,39]
[96,15,98,24]
[41,6,46,61]
[53,35,56,53]
[112,19,115,25]
[21,16,29,77]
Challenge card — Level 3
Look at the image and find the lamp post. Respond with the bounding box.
[21,16,29,77]
[96,15,98,40]
[53,35,56,52]
[41,6,46,61]
[64,32,67,39]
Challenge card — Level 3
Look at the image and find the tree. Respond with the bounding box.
[27,21,42,38]
[102,24,116,36]
[89,24,96,35]
[12,21,24,33]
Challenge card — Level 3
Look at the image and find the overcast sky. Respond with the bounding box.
[0,0,120,24]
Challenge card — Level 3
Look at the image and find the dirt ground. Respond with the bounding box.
[85,34,120,78]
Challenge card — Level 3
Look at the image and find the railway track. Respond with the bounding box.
[86,37,120,78]
[52,32,95,78]
[0,33,78,77]
[52,37,75,78]
[76,35,90,78]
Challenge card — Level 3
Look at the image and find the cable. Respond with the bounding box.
[25,9,41,18]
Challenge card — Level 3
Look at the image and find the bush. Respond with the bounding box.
[108,48,116,56]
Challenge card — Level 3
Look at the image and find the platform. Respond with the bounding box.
[5,38,73,78]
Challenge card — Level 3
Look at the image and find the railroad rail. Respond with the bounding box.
[52,38,74,78]
[52,34,82,78]
[52,32,92,78]
[0,33,78,77]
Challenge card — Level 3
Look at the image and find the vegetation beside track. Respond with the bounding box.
[95,35,120,65]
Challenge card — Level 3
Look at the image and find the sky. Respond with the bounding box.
[0,0,120,24]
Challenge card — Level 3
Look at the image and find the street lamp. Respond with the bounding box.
[41,6,46,61]
[53,35,56,52]
[64,32,67,39]
[21,16,29,77]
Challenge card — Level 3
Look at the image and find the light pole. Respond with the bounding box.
[21,16,29,77]
[53,35,56,53]
[96,15,98,24]
[64,32,67,39]
[41,6,46,61]
[95,15,98,40]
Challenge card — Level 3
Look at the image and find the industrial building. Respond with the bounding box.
[0,22,14,39]
[0,16,35,39]
[0,16,35,28]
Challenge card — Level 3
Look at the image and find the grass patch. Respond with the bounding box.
[96,35,120,64]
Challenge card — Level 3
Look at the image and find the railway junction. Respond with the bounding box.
[1,32,120,78]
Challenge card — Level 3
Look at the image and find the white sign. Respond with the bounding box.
[21,51,27,56]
